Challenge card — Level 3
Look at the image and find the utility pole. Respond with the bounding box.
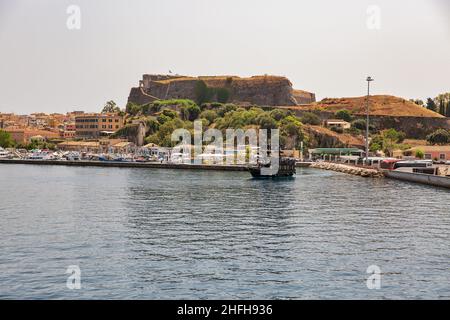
[365,76,374,165]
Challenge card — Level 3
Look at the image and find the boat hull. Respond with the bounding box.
[383,170,450,188]
[248,167,296,178]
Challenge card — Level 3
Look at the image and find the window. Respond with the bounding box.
[439,153,446,160]
[424,154,432,160]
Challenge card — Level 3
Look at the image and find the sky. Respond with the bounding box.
[0,0,449,114]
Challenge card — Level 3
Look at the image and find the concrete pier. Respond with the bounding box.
[0,159,248,172]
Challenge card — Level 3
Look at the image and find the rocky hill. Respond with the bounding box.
[128,74,316,106]
[315,95,444,118]
[278,95,449,139]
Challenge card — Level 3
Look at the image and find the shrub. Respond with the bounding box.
[330,125,344,134]
[426,129,450,145]
[200,110,218,123]
[351,119,366,130]
[415,149,424,159]
[335,109,352,122]
[217,104,237,117]
[0,130,14,148]
[300,112,321,125]
[185,104,201,121]
[270,109,286,121]
[369,142,382,152]
[257,114,278,129]
[145,118,160,135]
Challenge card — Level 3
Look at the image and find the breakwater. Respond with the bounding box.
[0,159,247,171]
[310,161,383,178]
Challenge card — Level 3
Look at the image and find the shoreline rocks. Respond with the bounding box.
[310,161,383,178]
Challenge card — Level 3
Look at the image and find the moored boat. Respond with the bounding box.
[248,157,296,178]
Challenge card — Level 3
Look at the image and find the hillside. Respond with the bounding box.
[306,125,364,148]
[314,95,444,118]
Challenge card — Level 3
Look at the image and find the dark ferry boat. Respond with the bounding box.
[248,157,296,178]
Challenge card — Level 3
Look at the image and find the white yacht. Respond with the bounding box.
[0,147,12,159]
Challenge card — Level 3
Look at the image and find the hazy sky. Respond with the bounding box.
[0,0,449,114]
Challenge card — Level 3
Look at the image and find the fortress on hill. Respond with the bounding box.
[127,74,316,106]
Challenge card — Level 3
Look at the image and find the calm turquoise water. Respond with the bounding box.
[0,164,449,299]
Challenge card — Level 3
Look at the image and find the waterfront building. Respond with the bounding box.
[308,147,364,161]
[111,141,135,154]
[75,113,124,139]
[140,143,170,160]
[323,119,351,130]
[57,141,101,153]
[405,146,450,161]
[4,128,60,144]
[57,138,130,153]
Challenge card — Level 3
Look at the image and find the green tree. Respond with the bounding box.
[0,130,14,148]
[330,125,344,133]
[369,142,382,153]
[335,109,352,122]
[426,129,449,145]
[200,110,218,123]
[185,104,201,121]
[102,100,121,113]
[270,109,286,121]
[217,104,237,117]
[351,119,366,130]
[300,112,321,125]
[279,115,304,149]
[257,114,277,129]
[157,109,178,124]
[438,99,446,116]
[426,98,437,112]
[415,149,424,159]
[370,129,406,156]
[145,118,160,135]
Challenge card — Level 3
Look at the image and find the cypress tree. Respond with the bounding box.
[439,99,446,116]
[426,98,437,111]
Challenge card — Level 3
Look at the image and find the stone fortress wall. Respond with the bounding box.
[128,74,316,106]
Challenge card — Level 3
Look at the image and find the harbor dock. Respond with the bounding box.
[0,159,248,171]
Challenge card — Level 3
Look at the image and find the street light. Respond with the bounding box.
[366,76,374,164]
[365,76,374,165]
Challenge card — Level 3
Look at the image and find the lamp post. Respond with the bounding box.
[365,76,374,165]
